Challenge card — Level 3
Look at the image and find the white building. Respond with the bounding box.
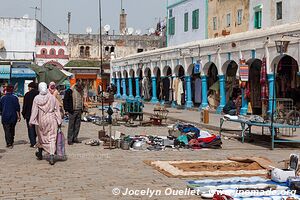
[249,0,300,31]
[167,0,207,46]
[0,17,64,95]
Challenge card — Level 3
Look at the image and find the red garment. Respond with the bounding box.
[213,192,233,200]
[197,135,217,143]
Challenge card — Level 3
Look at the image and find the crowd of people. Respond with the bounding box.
[0,80,85,165]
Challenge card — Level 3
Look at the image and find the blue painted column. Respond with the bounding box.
[116,78,121,98]
[135,77,140,99]
[240,88,248,115]
[217,75,226,113]
[267,74,276,116]
[185,76,193,108]
[128,77,134,99]
[122,78,127,99]
[111,78,116,85]
[151,76,159,104]
[201,75,208,108]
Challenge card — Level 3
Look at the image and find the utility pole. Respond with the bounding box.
[40,0,43,23]
[30,6,40,20]
[99,0,105,131]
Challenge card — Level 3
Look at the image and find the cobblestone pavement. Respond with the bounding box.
[0,106,299,200]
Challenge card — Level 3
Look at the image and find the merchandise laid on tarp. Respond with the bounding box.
[182,154,300,200]
[168,122,222,149]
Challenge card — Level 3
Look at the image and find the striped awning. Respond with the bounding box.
[11,68,36,78]
[0,65,11,79]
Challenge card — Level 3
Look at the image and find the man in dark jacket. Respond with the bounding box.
[22,82,39,147]
[63,80,84,145]
[0,85,21,148]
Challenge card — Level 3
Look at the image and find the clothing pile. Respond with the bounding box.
[170,123,222,149]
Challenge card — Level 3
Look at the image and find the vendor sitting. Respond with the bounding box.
[223,97,237,115]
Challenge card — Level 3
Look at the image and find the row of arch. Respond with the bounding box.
[40,48,65,56]
[113,55,300,115]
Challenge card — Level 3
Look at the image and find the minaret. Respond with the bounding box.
[119,0,127,34]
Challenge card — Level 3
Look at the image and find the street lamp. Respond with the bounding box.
[271,38,290,148]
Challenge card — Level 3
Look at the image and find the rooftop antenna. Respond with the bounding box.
[30,6,40,20]
[121,0,123,10]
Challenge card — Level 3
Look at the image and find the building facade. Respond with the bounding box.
[63,33,164,94]
[111,23,300,117]
[167,0,207,46]
[249,0,300,31]
[208,0,250,38]
[0,17,63,95]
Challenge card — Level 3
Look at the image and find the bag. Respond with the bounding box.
[56,127,67,159]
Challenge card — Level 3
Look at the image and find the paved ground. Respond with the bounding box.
[0,103,299,200]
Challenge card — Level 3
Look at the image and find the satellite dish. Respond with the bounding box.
[149,28,155,34]
[104,24,111,32]
[86,26,92,34]
[127,27,134,35]
[135,29,142,35]
[23,14,29,19]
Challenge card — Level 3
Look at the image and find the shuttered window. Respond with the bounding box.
[254,10,262,29]
[184,12,188,32]
[168,17,175,35]
[192,9,199,29]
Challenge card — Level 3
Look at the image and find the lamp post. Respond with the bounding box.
[98,0,105,131]
[271,39,290,149]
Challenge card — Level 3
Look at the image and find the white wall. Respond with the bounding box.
[168,0,206,46]
[0,18,36,60]
[249,0,300,31]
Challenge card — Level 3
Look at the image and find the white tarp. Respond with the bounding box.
[61,69,73,77]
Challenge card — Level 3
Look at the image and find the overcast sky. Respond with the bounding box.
[0,0,167,34]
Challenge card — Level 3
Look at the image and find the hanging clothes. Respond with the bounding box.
[177,79,184,105]
[182,78,186,105]
[173,78,179,101]
[169,77,173,102]
[143,77,151,100]
[194,77,202,103]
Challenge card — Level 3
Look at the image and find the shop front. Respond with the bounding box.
[0,63,11,88]
[11,62,36,96]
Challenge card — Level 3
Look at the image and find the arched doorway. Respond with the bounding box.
[187,63,201,107]
[225,61,239,102]
[142,67,151,101]
[207,63,219,110]
[247,59,262,115]
[162,66,172,103]
[276,55,300,108]
[174,65,185,106]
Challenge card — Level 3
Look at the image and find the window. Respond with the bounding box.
[58,49,64,55]
[110,46,115,53]
[237,9,243,25]
[213,17,217,30]
[254,10,262,29]
[85,46,90,57]
[168,17,175,35]
[277,1,282,20]
[80,46,84,57]
[226,13,231,27]
[184,12,188,32]
[41,49,47,55]
[49,48,56,55]
[192,9,199,29]
[137,48,143,53]
[169,9,173,18]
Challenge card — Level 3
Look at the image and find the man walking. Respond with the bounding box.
[22,82,39,147]
[0,85,21,148]
[63,80,84,145]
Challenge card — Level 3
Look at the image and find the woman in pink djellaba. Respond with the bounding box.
[29,82,62,165]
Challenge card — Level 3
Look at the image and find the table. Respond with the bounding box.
[220,117,300,149]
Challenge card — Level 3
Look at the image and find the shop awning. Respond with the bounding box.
[0,65,11,79]
[11,68,36,78]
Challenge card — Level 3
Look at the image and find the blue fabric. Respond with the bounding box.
[177,135,189,145]
[0,93,20,124]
